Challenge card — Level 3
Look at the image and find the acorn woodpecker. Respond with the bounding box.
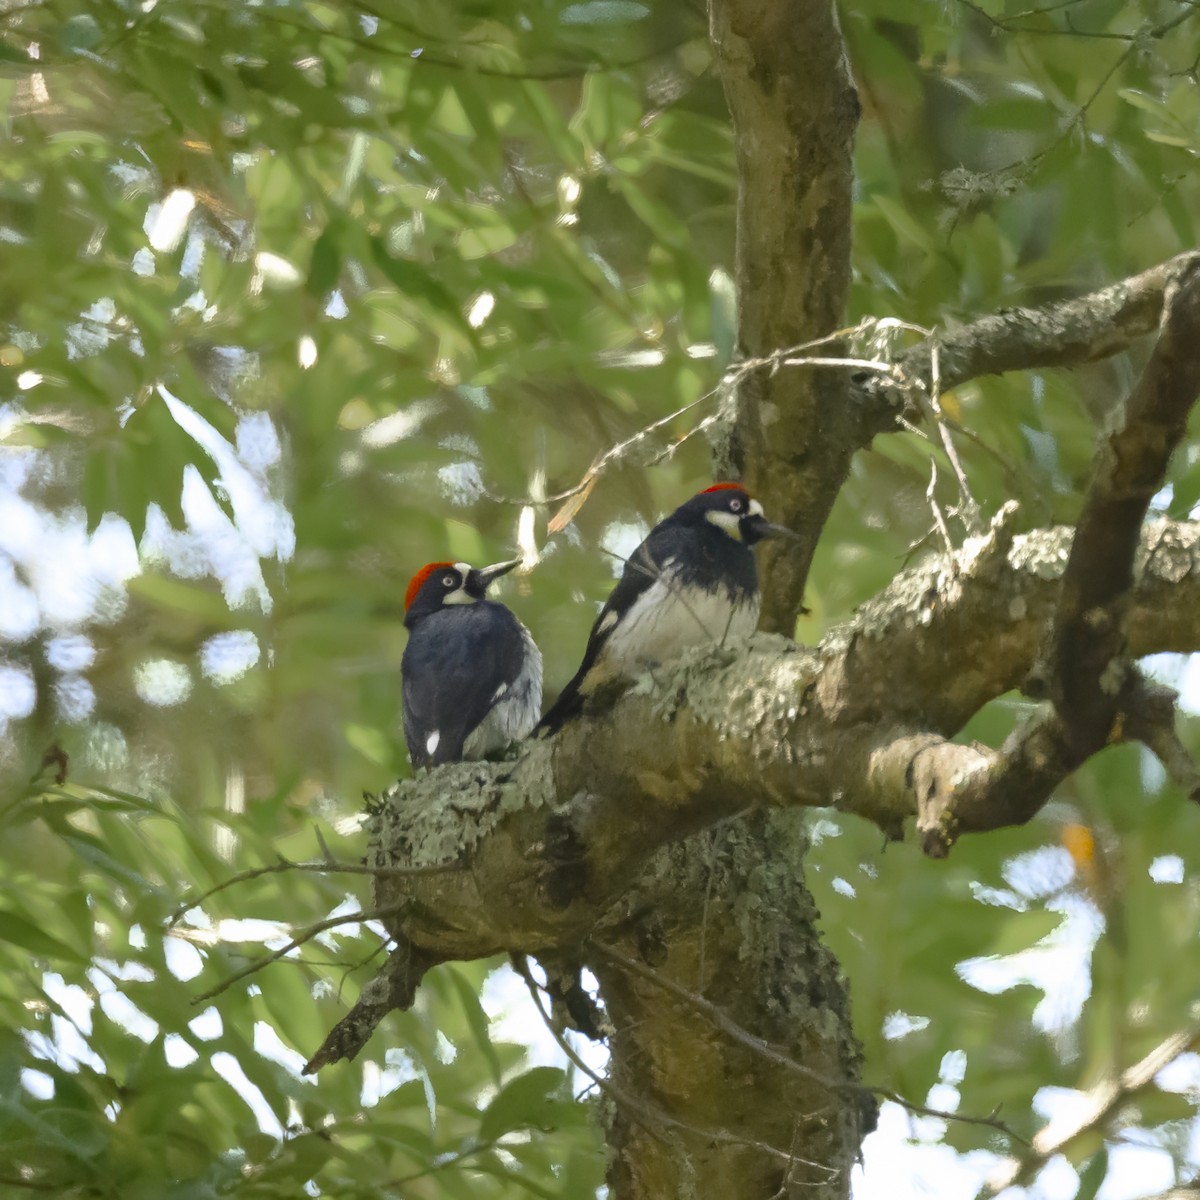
[537,483,793,733]
[401,559,543,769]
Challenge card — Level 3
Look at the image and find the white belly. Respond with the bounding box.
[600,574,759,677]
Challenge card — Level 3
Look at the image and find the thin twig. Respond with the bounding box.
[191,904,403,1004]
[486,319,921,524]
[391,1133,511,1186]
[954,0,1138,38]
[169,857,461,926]
[987,1019,1200,1193]
[926,340,983,534]
[926,461,958,563]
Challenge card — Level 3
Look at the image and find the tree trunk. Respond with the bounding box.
[593,4,872,1187]
[596,812,868,1199]
[708,0,861,633]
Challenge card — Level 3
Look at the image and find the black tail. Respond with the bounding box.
[535,672,587,736]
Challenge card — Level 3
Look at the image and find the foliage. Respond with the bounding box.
[1,0,1199,1195]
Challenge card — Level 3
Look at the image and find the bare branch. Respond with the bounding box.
[913,257,1200,853]
[925,340,983,534]
[925,460,957,562]
[352,516,1200,967]
[303,934,445,1073]
[482,322,903,529]
[868,252,1200,409]
[304,508,1200,1068]
[1124,678,1200,803]
[191,904,402,1005]
[169,856,462,926]
[986,1020,1200,1193]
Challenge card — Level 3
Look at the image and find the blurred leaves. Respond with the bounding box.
[1,0,1199,1194]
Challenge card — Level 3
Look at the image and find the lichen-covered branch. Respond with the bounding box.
[907,259,1200,852]
[352,517,1200,972]
[864,251,1200,411]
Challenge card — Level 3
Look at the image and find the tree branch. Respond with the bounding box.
[168,856,462,926]
[912,257,1200,852]
[1124,679,1200,803]
[986,1019,1200,1193]
[313,248,1200,1056]
[352,516,1200,971]
[303,934,446,1073]
[862,251,1200,415]
[191,904,401,1005]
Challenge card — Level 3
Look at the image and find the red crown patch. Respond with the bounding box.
[405,561,456,610]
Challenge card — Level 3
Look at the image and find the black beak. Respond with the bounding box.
[742,515,802,544]
[472,558,522,590]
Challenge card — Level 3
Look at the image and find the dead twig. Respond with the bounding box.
[191,904,403,1004]
[169,856,461,926]
[987,1019,1200,1193]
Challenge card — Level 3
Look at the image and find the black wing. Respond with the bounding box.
[402,604,525,768]
[536,535,666,734]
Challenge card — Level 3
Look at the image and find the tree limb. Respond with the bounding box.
[354,516,1200,968]
[985,1019,1200,1193]
[913,257,1200,853]
[861,251,1200,413]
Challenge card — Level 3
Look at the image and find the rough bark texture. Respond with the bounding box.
[862,251,1200,415]
[595,814,866,1200]
[325,516,1200,1126]
[545,3,871,1193]
[360,518,1200,966]
[708,0,861,636]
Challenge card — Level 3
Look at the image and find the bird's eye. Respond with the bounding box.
[443,575,456,587]
[729,497,743,512]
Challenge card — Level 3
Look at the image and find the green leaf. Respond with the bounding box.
[446,967,503,1086]
[60,14,102,51]
[0,910,86,964]
[368,235,472,334]
[307,223,343,297]
[872,194,933,252]
[480,1067,566,1141]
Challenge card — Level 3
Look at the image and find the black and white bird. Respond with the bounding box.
[401,559,543,769]
[537,483,793,733]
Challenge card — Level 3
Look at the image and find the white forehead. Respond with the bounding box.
[453,562,472,577]
[748,498,763,517]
